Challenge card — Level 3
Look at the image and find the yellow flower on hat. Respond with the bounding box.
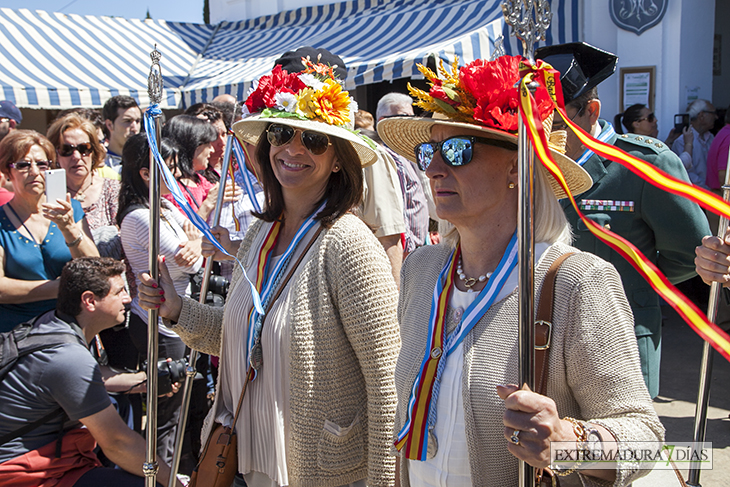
[297,79,351,126]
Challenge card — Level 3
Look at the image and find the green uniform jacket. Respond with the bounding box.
[561,121,711,398]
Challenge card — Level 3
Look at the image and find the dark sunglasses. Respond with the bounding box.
[58,143,93,157]
[637,113,656,123]
[8,160,52,171]
[415,136,517,171]
[266,124,331,155]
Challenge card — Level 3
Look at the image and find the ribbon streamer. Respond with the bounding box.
[515,72,730,362]
[144,106,264,314]
[230,132,263,214]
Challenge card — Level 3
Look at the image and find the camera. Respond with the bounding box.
[190,269,229,307]
[144,357,187,395]
[674,113,689,133]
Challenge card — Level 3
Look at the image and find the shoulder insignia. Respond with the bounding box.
[615,132,670,154]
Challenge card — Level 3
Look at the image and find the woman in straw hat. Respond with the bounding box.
[137,61,399,487]
[377,56,664,486]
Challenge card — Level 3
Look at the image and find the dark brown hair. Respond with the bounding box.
[46,113,106,169]
[57,257,126,316]
[0,130,55,177]
[253,123,363,227]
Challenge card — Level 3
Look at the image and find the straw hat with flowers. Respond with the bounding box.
[377,56,592,198]
[232,58,378,168]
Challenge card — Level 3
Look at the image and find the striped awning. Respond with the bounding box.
[183,0,580,106]
[0,0,580,109]
[0,8,212,108]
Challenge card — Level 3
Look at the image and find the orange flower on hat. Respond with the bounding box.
[297,79,351,126]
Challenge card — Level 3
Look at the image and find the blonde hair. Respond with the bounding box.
[441,165,572,248]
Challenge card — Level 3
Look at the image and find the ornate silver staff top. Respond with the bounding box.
[148,44,164,104]
[501,0,552,63]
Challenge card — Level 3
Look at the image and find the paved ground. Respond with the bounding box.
[641,304,730,486]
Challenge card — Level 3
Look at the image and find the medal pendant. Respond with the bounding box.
[250,341,263,371]
[427,430,438,459]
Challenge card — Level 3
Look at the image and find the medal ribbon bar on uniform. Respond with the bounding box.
[395,233,519,460]
[516,70,730,362]
[245,203,324,381]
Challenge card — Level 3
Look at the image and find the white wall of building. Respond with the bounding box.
[713,0,730,111]
[584,0,715,140]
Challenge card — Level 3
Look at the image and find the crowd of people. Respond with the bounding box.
[0,40,728,487]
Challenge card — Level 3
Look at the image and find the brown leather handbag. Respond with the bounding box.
[189,225,323,487]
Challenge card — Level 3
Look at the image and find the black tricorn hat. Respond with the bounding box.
[274,46,347,81]
[535,42,618,103]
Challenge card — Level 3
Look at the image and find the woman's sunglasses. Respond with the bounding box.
[266,124,331,155]
[415,136,517,171]
[58,143,93,157]
[637,113,656,123]
[8,160,52,171]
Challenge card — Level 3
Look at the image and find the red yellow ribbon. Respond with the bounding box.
[517,68,730,362]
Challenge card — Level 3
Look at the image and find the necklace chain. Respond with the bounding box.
[456,256,492,293]
[71,174,94,202]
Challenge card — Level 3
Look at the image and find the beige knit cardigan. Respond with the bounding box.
[168,213,400,487]
[394,242,665,487]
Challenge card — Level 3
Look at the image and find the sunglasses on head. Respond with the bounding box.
[8,160,52,171]
[58,143,93,157]
[266,123,331,155]
[414,136,517,171]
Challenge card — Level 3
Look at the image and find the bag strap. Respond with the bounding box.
[0,407,65,447]
[229,223,325,428]
[535,252,574,396]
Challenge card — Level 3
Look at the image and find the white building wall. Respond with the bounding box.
[584,0,715,140]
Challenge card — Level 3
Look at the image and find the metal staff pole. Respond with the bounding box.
[167,118,237,487]
[687,146,730,486]
[145,45,164,487]
[501,2,551,486]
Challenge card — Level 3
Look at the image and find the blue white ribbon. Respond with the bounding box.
[575,121,616,166]
[231,135,263,214]
[144,105,264,314]
[245,202,324,380]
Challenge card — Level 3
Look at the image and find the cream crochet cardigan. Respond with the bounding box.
[168,213,400,487]
[394,242,665,487]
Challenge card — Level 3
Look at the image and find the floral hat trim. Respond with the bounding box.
[243,57,357,129]
[409,55,557,134]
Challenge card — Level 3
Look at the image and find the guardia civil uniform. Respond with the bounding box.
[561,120,710,398]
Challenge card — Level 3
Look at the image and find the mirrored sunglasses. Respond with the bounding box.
[415,136,517,171]
[8,160,52,171]
[266,123,331,155]
[58,143,93,157]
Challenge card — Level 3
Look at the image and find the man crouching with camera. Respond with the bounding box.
[0,257,183,487]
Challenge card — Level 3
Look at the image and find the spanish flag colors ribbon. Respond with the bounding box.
[516,65,730,362]
[395,233,519,460]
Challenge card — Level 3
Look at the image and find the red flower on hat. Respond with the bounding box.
[459,56,554,132]
[245,65,307,114]
[429,79,459,106]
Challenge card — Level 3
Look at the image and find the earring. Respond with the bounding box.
[334,165,340,171]
[508,182,516,189]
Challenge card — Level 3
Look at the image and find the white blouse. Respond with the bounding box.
[216,223,318,487]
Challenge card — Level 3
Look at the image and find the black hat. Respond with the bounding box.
[535,42,618,103]
[274,46,347,81]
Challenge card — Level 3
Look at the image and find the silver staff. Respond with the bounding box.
[167,109,237,487]
[687,147,730,486]
[502,2,551,486]
[145,45,164,487]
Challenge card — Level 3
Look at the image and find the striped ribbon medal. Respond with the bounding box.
[574,122,616,166]
[245,203,324,381]
[395,232,519,461]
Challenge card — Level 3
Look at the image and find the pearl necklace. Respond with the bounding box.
[457,257,492,293]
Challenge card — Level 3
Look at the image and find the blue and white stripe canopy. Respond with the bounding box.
[0,0,580,109]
